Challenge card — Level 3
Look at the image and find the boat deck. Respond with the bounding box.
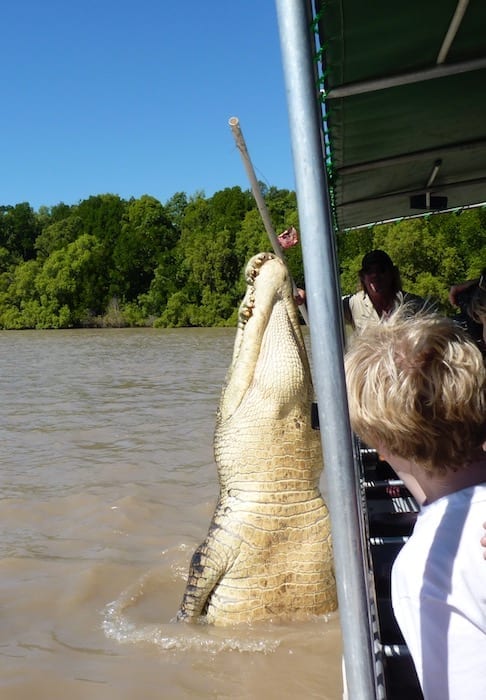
[358,443,423,699]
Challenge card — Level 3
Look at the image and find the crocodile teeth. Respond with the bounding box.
[245,252,275,283]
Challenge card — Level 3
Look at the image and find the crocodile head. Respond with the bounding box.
[218,251,311,422]
[215,252,321,493]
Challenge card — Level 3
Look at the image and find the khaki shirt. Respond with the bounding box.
[343,290,426,346]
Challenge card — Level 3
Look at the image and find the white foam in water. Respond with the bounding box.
[102,577,281,654]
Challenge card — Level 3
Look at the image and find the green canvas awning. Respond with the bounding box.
[315,0,486,230]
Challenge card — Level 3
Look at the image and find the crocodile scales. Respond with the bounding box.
[178,252,337,625]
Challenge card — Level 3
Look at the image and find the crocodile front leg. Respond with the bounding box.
[177,516,233,621]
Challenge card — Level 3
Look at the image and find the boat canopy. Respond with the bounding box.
[275,2,486,697]
[314,0,486,230]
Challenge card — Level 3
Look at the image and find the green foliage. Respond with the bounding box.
[337,226,375,294]
[75,194,126,243]
[234,208,269,265]
[137,254,178,318]
[173,189,246,319]
[164,191,188,232]
[352,209,486,312]
[156,290,195,328]
[112,195,178,301]
[35,215,84,259]
[0,185,484,329]
[91,297,126,328]
[36,234,103,319]
[0,234,103,328]
[0,203,40,262]
[0,259,41,328]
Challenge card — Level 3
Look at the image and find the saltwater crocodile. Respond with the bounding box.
[178,252,337,625]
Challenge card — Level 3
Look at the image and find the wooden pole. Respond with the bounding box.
[228,116,308,324]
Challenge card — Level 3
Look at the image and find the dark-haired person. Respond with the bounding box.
[296,249,427,343]
[342,249,426,336]
[449,270,486,355]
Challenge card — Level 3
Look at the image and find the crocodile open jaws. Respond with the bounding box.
[178,252,337,625]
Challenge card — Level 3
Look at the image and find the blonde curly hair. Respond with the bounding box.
[345,309,486,474]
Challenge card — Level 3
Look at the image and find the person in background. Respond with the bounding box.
[448,270,485,306]
[295,249,427,345]
[342,249,426,336]
[345,309,486,700]
[449,270,486,355]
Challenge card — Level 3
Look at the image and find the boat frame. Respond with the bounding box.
[274,1,486,697]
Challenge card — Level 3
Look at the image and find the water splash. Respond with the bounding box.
[101,571,281,654]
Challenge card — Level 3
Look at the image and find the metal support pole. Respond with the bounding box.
[275,1,377,698]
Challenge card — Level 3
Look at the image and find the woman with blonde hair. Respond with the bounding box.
[345,310,486,700]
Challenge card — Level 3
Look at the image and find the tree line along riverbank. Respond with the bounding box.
[0,188,485,329]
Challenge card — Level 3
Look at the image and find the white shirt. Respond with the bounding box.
[391,484,486,699]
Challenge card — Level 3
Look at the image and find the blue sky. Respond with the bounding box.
[1,1,295,211]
